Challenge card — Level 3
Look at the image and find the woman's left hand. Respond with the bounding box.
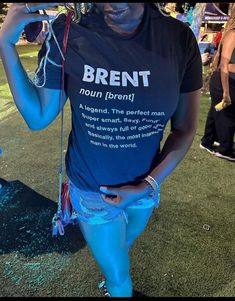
[222,93,232,109]
[99,181,151,209]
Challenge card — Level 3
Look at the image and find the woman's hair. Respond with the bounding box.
[28,3,170,89]
[212,9,235,71]
[155,3,170,17]
[64,3,94,23]
[27,3,93,89]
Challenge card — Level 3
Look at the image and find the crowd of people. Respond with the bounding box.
[200,27,224,67]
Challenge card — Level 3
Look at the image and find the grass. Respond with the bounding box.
[0,45,234,297]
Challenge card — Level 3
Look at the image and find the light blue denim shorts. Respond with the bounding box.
[68,178,160,225]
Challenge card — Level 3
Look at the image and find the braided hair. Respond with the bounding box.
[28,3,170,89]
[27,3,93,88]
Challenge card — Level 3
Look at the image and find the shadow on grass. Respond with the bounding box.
[0,178,86,257]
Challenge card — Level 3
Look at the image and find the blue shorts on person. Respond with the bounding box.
[68,178,160,225]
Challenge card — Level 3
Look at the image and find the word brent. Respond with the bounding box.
[82,64,150,87]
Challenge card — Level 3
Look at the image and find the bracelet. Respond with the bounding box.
[143,175,160,201]
[147,175,160,192]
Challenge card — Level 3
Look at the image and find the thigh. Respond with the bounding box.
[125,205,155,234]
[78,213,130,278]
[69,178,123,225]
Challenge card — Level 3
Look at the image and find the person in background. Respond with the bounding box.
[200,33,209,42]
[0,3,202,297]
[201,48,212,67]
[213,26,224,51]
[200,22,235,161]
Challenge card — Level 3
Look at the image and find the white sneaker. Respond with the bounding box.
[214,151,235,161]
[199,143,216,154]
[98,278,110,297]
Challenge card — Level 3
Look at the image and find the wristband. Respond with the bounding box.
[143,175,160,202]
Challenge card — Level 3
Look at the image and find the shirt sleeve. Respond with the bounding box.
[180,27,203,93]
[34,13,67,90]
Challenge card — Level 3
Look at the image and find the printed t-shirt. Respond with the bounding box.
[36,4,202,192]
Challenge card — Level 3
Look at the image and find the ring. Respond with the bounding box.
[25,3,31,13]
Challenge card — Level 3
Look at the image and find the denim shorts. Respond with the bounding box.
[68,178,160,225]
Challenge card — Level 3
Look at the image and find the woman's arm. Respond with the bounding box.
[219,30,235,106]
[0,3,66,130]
[99,89,201,208]
[149,89,201,184]
[0,42,67,130]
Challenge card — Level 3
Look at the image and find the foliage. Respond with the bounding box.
[0,3,10,25]
[190,3,207,39]
[175,2,196,14]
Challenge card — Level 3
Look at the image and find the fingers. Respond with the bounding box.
[99,186,122,204]
[223,100,232,109]
[101,193,121,204]
[100,186,118,196]
[23,3,63,23]
[222,101,231,109]
[28,13,54,23]
[24,3,62,13]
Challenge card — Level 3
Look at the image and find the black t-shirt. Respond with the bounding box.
[36,4,202,192]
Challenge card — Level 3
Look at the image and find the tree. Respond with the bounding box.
[190,3,207,40]
[0,3,10,25]
[175,2,196,14]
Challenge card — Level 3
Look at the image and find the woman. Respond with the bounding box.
[200,21,235,161]
[0,3,202,297]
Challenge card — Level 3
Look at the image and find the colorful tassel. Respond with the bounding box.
[52,181,77,236]
[61,182,73,224]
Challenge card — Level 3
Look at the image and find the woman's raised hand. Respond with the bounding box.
[0,3,63,45]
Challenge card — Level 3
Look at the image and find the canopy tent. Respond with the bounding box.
[175,3,229,24]
[202,3,229,23]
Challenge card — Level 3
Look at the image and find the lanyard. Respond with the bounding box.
[56,10,74,218]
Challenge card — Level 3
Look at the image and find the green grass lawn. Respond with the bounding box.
[0,45,234,297]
